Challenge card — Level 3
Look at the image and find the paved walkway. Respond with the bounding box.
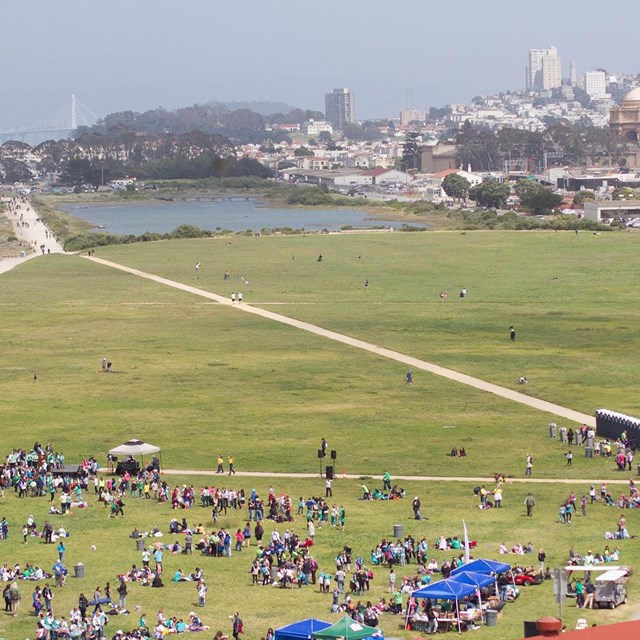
[160,468,630,485]
[85,255,595,428]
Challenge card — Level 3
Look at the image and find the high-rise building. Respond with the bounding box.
[526,45,561,91]
[325,88,354,131]
[541,51,562,90]
[584,70,607,99]
[570,60,577,86]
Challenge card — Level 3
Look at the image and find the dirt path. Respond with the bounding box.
[85,255,595,428]
[159,468,629,485]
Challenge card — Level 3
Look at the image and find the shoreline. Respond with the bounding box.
[39,192,431,236]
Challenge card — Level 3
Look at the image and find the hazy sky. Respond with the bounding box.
[2,0,640,130]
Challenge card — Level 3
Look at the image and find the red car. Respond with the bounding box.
[513,573,543,586]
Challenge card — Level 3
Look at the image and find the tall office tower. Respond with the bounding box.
[541,49,562,90]
[526,45,561,90]
[570,60,577,86]
[325,88,354,131]
[584,70,607,99]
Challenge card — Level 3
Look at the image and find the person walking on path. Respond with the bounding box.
[383,471,392,491]
[525,454,533,477]
[228,456,235,475]
[510,326,516,342]
[524,493,536,517]
[216,455,224,474]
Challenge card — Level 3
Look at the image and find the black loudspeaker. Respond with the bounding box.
[318,449,324,459]
[325,465,334,480]
[330,450,337,460]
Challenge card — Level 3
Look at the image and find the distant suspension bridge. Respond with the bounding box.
[0,94,99,144]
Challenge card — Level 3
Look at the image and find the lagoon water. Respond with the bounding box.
[63,199,415,235]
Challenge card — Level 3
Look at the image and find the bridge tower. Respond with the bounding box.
[71,94,78,130]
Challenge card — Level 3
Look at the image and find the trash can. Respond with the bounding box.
[587,438,594,450]
[549,423,557,438]
[270,566,279,583]
[74,563,84,579]
[576,431,583,445]
[485,609,498,627]
[600,442,607,456]
[136,538,145,551]
[393,524,404,539]
[559,428,567,443]
[585,447,594,459]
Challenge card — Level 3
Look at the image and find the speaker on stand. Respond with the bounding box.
[325,465,334,480]
[330,450,337,460]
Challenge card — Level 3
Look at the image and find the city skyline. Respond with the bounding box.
[2,0,640,130]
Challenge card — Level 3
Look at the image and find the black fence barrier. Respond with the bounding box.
[595,409,640,449]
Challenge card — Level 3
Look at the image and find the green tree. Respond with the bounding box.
[468,179,510,209]
[400,132,421,172]
[456,121,500,171]
[573,190,595,205]
[294,146,314,157]
[442,173,471,201]
[515,179,563,214]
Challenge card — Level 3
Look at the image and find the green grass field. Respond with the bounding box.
[1,229,639,639]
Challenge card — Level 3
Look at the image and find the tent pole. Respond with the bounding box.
[455,598,461,634]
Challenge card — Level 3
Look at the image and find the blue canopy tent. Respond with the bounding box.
[275,619,332,640]
[449,570,497,621]
[451,558,513,603]
[410,578,477,633]
[450,558,510,576]
[449,571,495,588]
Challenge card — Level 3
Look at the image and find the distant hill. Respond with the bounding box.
[207,100,296,116]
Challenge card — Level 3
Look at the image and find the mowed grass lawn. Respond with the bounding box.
[1,476,637,640]
[97,230,640,417]
[0,230,639,638]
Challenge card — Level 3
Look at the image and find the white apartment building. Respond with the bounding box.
[584,70,607,99]
[302,120,334,136]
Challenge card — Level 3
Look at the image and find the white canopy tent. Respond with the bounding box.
[108,439,162,472]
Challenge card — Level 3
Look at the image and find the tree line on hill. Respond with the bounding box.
[448,121,630,173]
[75,103,325,145]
